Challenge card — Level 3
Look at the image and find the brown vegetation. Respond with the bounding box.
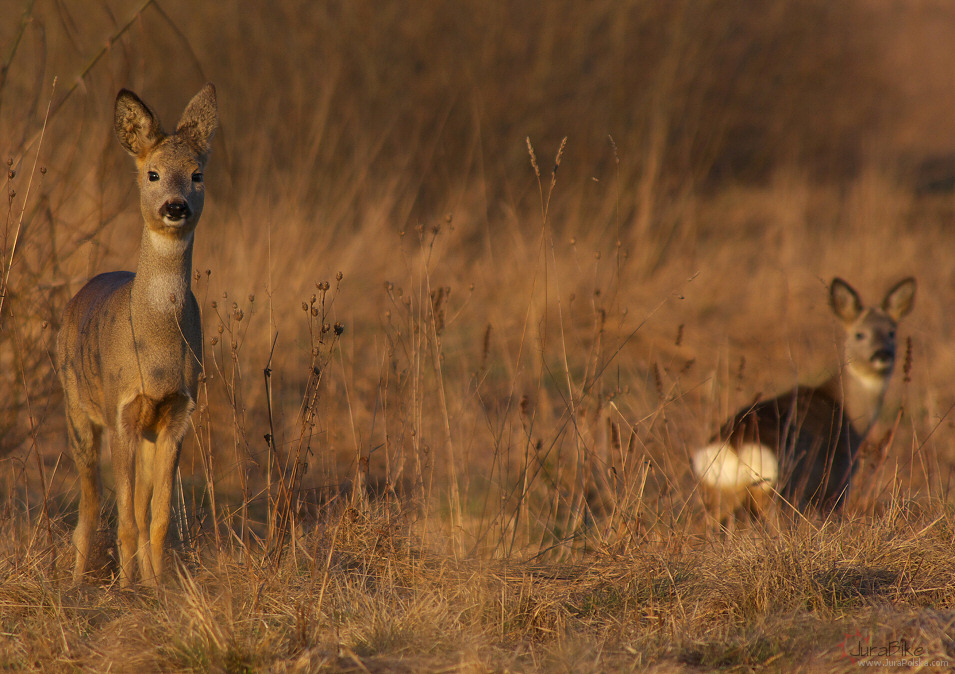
[3,0,955,670]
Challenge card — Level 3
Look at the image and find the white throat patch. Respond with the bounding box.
[145,229,192,311]
[148,228,193,257]
[846,361,888,393]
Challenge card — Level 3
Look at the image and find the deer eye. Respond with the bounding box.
[888,330,896,339]
[192,172,203,183]
[147,171,160,182]
[855,332,866,340]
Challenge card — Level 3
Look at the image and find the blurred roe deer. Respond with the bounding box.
[56,84,218,587]
[692,276,916,527]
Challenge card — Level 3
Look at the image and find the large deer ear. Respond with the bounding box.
[176,83,218,156]
[829,277,863,324]
[114,89,164,158]
[882,277,916,321]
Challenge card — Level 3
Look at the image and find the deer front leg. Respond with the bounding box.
[135,438,158,585]
[112,428,139,588]
[145,393,193,586]
[145,435,183,586]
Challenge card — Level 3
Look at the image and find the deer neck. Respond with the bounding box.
[820,362,889,437]
[130,226,195,316]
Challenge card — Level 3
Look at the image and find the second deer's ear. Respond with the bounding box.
[114,89,164,158]
[882,277,916,321]
[176,83,218,156]
[829,277,863,323]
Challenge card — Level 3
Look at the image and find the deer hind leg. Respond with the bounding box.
[66,407,104,583]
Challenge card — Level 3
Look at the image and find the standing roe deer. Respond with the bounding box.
[691,277,916,527]
[56,84,217,587]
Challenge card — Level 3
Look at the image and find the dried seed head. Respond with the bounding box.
[211,300,218,309]
[526,137,540,178]
[169,294,176,304]
[194,270,201,282]
[248,294,255,303]
[233,309,244,321]
[41,320,48,329]
[310,294,317,304]
[7,170,14,179]
[211,336,219,346]
[322,323,330,333]
[217,323,224,334]
[312,346,320,357]
[311,307,318,317]
[39,167,46,175]
[336,271,343,281]
[302,302,309,311]
[334,322,344,335]
[903,336,913,383]
[232,301,238,310]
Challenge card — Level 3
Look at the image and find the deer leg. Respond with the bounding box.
[113,426,139,588]
[146,392,193,586]
[135,437,158,585]
[66,408,103,583]
[147,435,183,586]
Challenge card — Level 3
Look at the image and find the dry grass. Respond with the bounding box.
[3,0,955,671]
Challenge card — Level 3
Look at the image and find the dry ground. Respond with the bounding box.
[3,0,955,671]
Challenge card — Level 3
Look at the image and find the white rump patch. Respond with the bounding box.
[692,442,778,491]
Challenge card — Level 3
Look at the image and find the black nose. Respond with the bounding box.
[871,348,895,364]
[161,200,191,221]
